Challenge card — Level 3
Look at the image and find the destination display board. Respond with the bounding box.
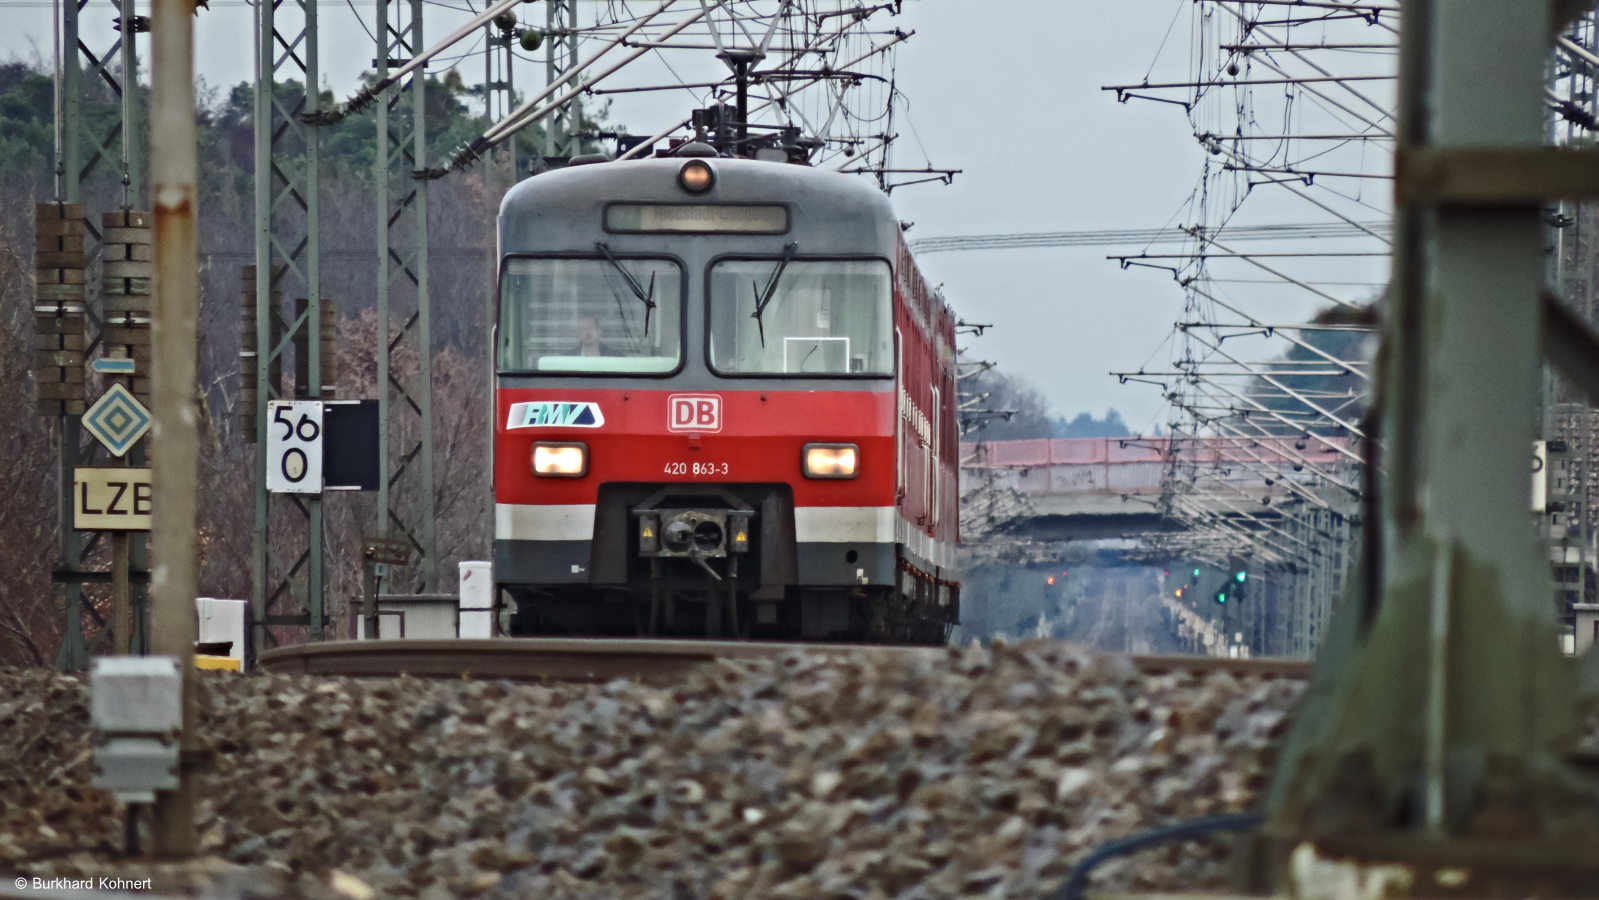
[604,203,789,234]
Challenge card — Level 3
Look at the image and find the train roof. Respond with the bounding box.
[498,157,899,256]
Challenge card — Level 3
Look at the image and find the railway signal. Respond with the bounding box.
[265,400,381,494]
[82,384,152,458]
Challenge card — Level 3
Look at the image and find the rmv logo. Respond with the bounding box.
[668,394,722,433]
[507,401,605,429]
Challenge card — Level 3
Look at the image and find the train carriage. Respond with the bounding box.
[493,146,958,641]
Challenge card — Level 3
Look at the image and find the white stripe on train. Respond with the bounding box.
[493,502,955,571]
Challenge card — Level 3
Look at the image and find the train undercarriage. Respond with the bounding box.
[504,582,955,643]
[499,482,956,643]
[505,581,946,645]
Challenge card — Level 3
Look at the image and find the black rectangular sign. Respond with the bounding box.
[324,400,379,491]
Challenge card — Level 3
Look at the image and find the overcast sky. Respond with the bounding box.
[0,0,1389,432]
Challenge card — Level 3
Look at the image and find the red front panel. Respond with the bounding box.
[496,388,895,507]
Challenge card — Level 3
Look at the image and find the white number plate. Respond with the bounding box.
[266,400,324,494]
[664,461,730,477]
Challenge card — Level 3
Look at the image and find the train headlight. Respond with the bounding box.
[678,159,715,193]
[532,442,588,477]
[802,443,859,479]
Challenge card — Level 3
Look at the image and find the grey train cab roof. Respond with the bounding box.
[497,157,901,259]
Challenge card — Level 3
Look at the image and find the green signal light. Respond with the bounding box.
[1193,569,1200,577]
[1216,593,1227,604]
[1235,571,1247,583]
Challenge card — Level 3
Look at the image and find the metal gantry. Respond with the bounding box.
[374,0,437,595]
[49,0,150,669]
[252,0,328,644]
[543,0,582,164]
[1100,0,1395,656]
[484,17,518,178]
[1105,1,1599,659]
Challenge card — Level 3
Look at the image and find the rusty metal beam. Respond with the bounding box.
[1397,146,1599,204]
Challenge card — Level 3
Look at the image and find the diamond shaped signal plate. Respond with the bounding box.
[83,383,152,458]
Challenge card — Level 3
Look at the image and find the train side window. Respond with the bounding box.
[498,257,683,375]
[706,258,893,377]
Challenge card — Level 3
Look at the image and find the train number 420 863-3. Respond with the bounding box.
[665,461,730,476]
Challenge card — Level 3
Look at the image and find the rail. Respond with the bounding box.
[256,638,1311,683]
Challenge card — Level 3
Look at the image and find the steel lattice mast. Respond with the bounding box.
[252,0,329,645]
[48,0,150,669]
[372,0,438,595]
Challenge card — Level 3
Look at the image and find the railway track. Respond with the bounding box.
[256,638,1312,683]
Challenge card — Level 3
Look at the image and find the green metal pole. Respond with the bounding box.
[252,0,273,655]
[505,34,516,177]
[120,0,139,208]
[305,0,324,639]
[544,0,579,161]
[413,0,437,594]
[53,0,85,672]
[374,0,390,579]
[122,0,149,655]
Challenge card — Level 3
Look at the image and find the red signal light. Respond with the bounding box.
[1046,576,1055,585]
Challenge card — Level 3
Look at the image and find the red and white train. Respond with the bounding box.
[492,144,957,641]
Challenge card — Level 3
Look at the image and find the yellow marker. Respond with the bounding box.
[194,654,240,672]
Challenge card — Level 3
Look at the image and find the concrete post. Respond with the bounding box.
[148,0,199,858]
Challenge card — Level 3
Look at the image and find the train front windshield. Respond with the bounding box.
[498,257,683,374]
[708,259,893,376]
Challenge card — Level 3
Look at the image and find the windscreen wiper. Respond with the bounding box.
[751,242,798,348]
[595,242,657,335]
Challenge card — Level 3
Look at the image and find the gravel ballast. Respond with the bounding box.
[1,642,1342,899]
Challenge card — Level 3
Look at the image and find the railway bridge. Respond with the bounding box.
[960,436,1357,542]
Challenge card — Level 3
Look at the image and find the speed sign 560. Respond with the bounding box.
[266,400,323,493]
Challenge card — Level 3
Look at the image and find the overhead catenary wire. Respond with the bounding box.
[1092,0,1396,582]
[909,221,1391,254]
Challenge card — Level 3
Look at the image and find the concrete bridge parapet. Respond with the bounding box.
[961,436,1356,541]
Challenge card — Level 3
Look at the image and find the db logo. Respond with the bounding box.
[668,394,722,433]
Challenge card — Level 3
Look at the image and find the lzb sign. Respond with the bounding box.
[75,468,153,531]
[266,401,323,494]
